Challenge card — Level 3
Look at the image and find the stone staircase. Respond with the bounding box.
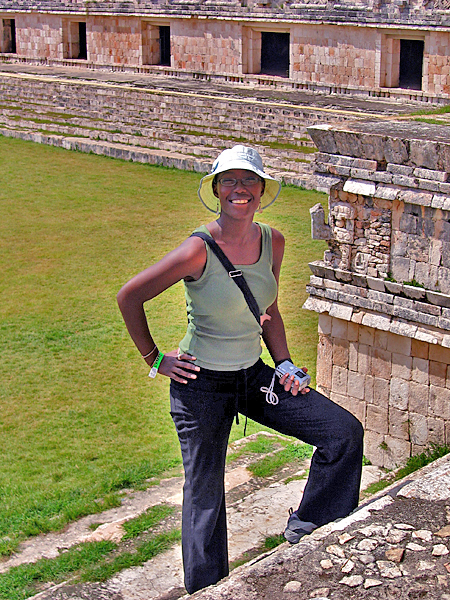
[0,66,396,187]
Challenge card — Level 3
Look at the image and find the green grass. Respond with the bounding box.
[0,541,116,600]
[0,524,181,600]
[122,504,175,539]
[248,443,314,478]
[0,135,327,553]
[226,435,283,464]
[361,444,450,498]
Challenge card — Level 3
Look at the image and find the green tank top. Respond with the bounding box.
[178,222,278,371]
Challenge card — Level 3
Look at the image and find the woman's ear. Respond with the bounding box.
[212,177,219,198]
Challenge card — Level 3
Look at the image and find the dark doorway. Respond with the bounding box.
[260,32,289,78]
[78,22,87,59]
[2,19,16,53]
[399,39,424,90]
[159,26,170,66]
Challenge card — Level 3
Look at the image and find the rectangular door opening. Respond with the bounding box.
[399,39,424,90]
[159,26,170,66]
[260,32,289,78]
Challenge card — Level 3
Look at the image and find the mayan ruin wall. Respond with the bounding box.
[305,120,450,469]
[2,0,450,101]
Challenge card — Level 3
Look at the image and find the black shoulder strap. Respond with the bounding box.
[190,231,261,325]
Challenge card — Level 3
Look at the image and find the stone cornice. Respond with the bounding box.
[2,0,450,27]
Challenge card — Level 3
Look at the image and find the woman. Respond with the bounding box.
[117,145,363,595]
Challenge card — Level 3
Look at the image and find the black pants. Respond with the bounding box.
[170,359,364,594]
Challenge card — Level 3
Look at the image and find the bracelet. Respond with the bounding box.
[148,351,164,379]
[142,345,157,359]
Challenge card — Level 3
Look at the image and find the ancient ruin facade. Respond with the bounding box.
[305,121,450,469]
[2,0,450,101]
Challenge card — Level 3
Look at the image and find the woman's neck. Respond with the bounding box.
[211,215,258,246]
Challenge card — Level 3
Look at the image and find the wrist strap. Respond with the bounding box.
[275,358,291,367]
[148,351,164,378]
[190,231,261,326]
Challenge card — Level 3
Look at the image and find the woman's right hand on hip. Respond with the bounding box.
[158,350,200,384]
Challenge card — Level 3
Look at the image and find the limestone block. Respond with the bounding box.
[361,312,391,332]
[310,203,331,240]
[381,137,409,166]
[409,412,428,446]
[374,330,389,351]
[429,386,450,420]
[347,370,365,400]
[363,430,386,468]
[387,164,414,176]
[317,334,333,390]
[366,404,388,435]
[343,179,376,197]
[370,347,392,380]
[347,322,359,343]
[332,365,348,395]
[374,185,400,200]
[389,378,409,411]
[389,320,417,340]
[428,416,445,445]
[426,291,450,309]
[393,175,418,188]
[411,339,429,359]
[356,343,370,375]
[394,191,433,206]
[387,332,412,356]
[373,377,390,409]
[389,405,410,440]
[382,436,411,470]
[331,317,348,340]
[430,360,448,387]
[412,357,429,385]
[414,167,449,183]
[409,140,445,171]
[329,304,353,321]
[318,313,332,335]
[418,179,440,193]
[359,325,374,346]
[391,353,412,381]
[391,257,411,284]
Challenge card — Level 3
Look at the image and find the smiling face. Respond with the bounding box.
[213,169,265,218]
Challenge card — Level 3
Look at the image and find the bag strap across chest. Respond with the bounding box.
[190,231,261,326]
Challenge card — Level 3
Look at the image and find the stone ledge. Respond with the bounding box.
[304,278,450,347]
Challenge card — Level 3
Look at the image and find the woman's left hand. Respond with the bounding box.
[279,367,310,396]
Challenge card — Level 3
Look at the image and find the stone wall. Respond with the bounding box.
[305,121,450,469]
[2,4,450,101]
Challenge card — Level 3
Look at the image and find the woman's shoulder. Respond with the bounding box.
[257,222,285,246]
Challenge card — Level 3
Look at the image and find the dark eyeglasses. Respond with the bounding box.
[217,176,261,187]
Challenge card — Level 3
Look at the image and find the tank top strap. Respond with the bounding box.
[257,222,273,268]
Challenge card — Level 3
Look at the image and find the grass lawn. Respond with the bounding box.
[0,136,327,553]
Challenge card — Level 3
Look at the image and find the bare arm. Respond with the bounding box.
[117,236,206,383]
[262,228,309,395]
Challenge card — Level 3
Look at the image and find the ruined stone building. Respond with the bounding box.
[305,120,450,469]
[2,0,450,102]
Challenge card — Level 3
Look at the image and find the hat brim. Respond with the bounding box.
[198,163,281,213]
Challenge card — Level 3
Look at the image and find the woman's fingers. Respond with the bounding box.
[279,372,310,396]
[158,350,200,383]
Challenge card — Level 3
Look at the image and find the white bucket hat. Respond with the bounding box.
[197,145,282,213]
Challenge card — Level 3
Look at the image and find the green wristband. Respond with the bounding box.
[148,351,164,379]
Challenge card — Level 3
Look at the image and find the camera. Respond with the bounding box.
[275,360,311,391]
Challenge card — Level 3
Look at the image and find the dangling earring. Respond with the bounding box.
[216,199,220,215]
